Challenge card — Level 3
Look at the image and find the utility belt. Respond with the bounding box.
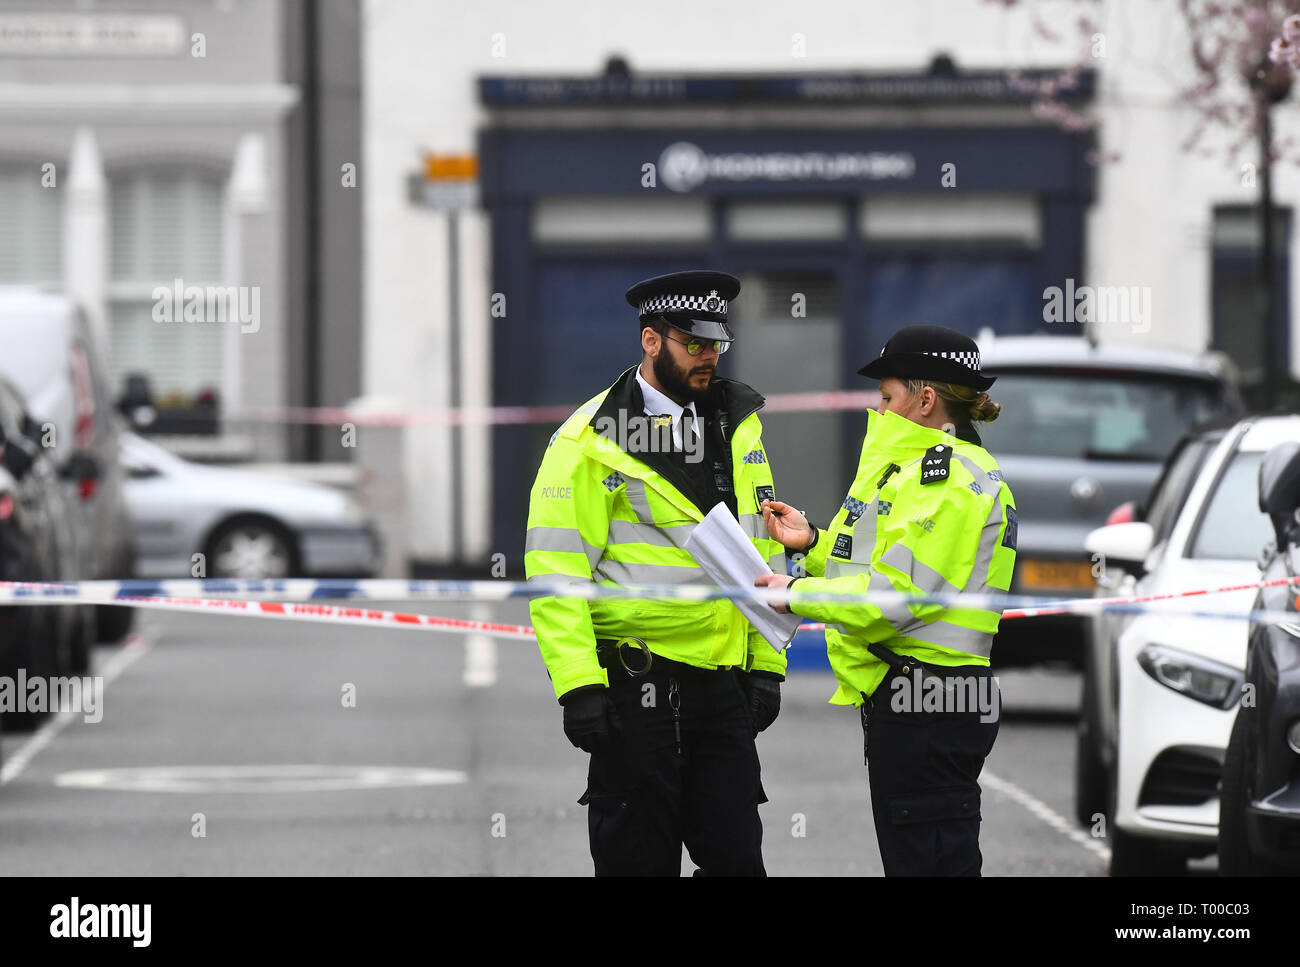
[858,641,997,765]
[595,638,736,679]
[865,641,989,680]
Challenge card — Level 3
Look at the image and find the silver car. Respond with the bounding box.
[122,434,380,579]
[977,334,1243,666]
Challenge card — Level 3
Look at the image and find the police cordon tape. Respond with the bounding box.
[227,389,883,427]
[2,574,1300,639]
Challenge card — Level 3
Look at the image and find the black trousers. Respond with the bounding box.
[861,662,1000,876]
[579,647,767,877]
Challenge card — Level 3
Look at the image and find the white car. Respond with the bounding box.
[1085,415,1295,874]
[122,433,381,579]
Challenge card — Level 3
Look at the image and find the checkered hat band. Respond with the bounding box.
[639,293,728,316]
[920,349,980,369]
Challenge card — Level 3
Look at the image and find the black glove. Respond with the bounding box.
[738,670,783,735]
[559,685,622,753]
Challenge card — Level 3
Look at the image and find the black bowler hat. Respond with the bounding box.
[858,324,996,391]
[625,270,740,344]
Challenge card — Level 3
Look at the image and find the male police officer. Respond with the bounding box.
[525,271,787,877]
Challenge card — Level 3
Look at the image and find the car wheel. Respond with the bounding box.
[0,605,58,733]
[95,603,135,644]
[1074,723,1109,829]
[1218,703,1281,875]
[206,519,298,580]
[67,606,94,676]
[1074,649,1109,827]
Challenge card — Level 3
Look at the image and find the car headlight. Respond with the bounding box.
[1137,644,1243,710]
[1287,720,1300,756]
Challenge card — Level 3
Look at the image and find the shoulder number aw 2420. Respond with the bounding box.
[920,444,951,485]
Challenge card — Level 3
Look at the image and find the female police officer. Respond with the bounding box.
[754,324,1017,876]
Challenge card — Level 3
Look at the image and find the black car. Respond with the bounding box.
[1218,440,1300,874]
[0,376,93,733]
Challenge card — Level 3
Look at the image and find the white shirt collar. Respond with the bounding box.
[636,367,698,446]
[636,367,697,421]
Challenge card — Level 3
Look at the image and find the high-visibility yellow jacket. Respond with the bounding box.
[790,408,1017,706]
[526,366,788,700]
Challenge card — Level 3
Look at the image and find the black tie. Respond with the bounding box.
[680,409,698,454]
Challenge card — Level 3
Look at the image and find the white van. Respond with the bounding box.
[0,288,136,640]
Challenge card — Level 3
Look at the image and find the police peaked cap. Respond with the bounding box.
[625,270,740,344]
[858,324,996,391]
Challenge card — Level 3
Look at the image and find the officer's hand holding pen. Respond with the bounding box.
[760,499,814,551]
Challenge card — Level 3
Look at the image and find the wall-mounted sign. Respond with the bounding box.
[0,13,186,55]
[659,141,915,193]
[479,70,1094,107]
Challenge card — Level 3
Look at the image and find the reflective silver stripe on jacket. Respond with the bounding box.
[824,496,880,580]
[607,519,697,550]
[592,559,711,586]
[823,533,995,656]
[878,541,963,599]
[525,526,603,569]
[623,478,655,523]
[953,453,986,483]
[909,619,993,657]
[739,513,767,540]
[970,492,1007,593]
[526,572,596,601]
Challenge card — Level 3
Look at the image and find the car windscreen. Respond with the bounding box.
[1188,450,1271,560]
[977,371,1224,460]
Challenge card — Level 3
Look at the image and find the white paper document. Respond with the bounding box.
[685,504,802,653]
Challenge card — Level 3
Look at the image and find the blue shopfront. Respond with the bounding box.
[480,100,1095,568]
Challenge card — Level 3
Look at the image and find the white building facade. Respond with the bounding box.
[364,0,1300,569]
[1,0,364,462]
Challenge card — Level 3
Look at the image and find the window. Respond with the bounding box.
[1211,206,1291,394]
[108,167,224,401]
[0,163,62,285]
[1189,451,1271,560]
[861,193,1040,245]
[1144,437,1215,547]
[979,372,1225,461]
[726,201,845,242]
[532,196,709,245]
[729,270,845,523]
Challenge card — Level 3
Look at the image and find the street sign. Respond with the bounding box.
[409,154,479,210]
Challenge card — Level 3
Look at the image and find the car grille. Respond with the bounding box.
[1138,747,1222,807]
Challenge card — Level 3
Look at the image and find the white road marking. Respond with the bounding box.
[982,768,1112,864]
[462,605,497,687]
[53,763,468,793]
[1,632,153,786]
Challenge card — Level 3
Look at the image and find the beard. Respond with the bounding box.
[652,343,715,404]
